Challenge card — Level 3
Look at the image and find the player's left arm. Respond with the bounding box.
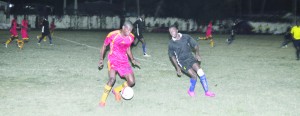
[126,47,140,66]
[194,45,201,62]
[189,36,202,62]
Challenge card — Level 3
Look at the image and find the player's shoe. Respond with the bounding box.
[281,45,287,48]
[112,90,121,102]
[37,43,41,46]
[4,43,7,48]
[99,102,105,107]
[143,53,151,57]
[187,90,195,97]
[36,36,39,40]
[205,91,215,97]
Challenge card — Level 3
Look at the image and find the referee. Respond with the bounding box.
[290,21,300,60]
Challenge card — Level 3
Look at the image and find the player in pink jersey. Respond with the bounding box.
[198,21,215,47]
[21,15,29,42]
[98,21,140,107]
[4,15,24,49]
[50,18,56,36]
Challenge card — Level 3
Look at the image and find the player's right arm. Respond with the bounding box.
[168,43,182,76]
[170,56,182,76]
[98,43,107,70]
[98,31,115,70]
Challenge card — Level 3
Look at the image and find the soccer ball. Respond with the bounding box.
[121,87,134,100]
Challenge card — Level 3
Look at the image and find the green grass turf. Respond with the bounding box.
[0,30,299,116]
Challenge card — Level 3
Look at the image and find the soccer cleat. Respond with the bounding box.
[37,43,41,46]
[281,45,288,48]
[112,90,121,102]
[99,102,106,107]
[50,44,53,46]
[205,91,215,97]
[187,90,195,97]
[143,53,151,57]
[36,36,39,40]
[5,43,7,48]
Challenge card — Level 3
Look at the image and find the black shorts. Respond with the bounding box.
[178,57,198,73]
[134,32,143,40]
[293,40,300,48]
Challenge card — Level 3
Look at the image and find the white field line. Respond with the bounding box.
[54,35,168,66]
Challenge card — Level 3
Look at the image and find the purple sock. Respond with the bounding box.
[189,78,197,92]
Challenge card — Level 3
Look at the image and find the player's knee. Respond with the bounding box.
[108,77,116,85]
[127,80,135,87]
[197,68,205,77]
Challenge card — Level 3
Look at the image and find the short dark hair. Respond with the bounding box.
[169,24,178,29]
[123,20,133,28]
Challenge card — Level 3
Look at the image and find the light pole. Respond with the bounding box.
[136,0,140,17]
[294,0,297,24]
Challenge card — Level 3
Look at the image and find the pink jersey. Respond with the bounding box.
[10,19,18,37]
[50,21,55,31]
[104,30,135,76]
[21,19,29,39]
[206,22,212,37]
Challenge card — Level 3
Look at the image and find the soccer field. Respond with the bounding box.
[0,30,299,116]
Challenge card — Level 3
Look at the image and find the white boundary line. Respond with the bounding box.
[54,35,168,66]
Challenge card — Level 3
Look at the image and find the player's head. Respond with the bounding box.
[169,25,178,38]
[122,20,133,36]
[140,14,145,19]
[43,16,48,20]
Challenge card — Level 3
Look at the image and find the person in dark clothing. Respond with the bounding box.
[37,16,53,45]
[227,21,237,45]
[132,15,150,57]
[168,25,215,97]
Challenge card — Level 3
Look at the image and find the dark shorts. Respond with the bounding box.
[178,57,198,73]
[134,32,144,40]
[293,40,300,47]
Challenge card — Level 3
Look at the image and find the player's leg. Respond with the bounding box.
[48,34,53,45]
[228,35,234,45]
[112,63,134,101]
[140,37,150,57]
[192,63,215,97]
[5,37,13,48]
[43,36,47,41]
[51,30,54,36]
[179,59,197,97]
[113,73,135,98]
[37,34,41,40]
[186,69,198,97]
[5,35,17,47]
[99,69,117,107]
[38,34,46,45]
[209,36,214,47]
[294,40,300,60]
[17,39,24,49]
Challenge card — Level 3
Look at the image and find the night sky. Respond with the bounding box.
[4,0,299,20]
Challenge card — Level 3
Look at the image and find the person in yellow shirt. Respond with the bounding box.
[290,22,300,60]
